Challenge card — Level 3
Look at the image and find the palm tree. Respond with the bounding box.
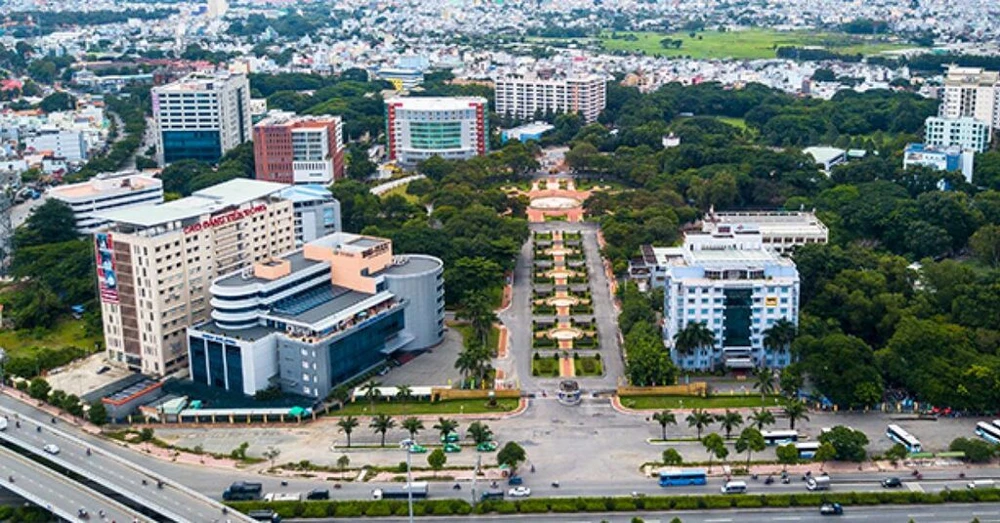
[749,408,776,431]
[457,291,497,346]
[753,369,777,401]
[782,400,810,431]
[686,409,714,440]
[337,415,359,448]
[363,380,382,410]
[401,417,424,440]
[674,321,716,360]
[652,410,677,441]
[715,409,744,439]
[396,384,414,403]
[466,421,493,445]
[763,319,797,361]
[369,414,395,447]
[328,386,350,409]
[433,417,459,442]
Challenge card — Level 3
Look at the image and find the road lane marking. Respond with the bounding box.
[772,517,801,521]
[705,519,733,522]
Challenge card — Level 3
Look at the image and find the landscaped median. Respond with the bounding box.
[227,488,1000,518]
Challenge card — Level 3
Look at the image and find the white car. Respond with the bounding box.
[507,486,531,498]
[43,444,60,455]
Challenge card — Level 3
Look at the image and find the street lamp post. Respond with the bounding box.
[401,440,414,523]
[0,347,6,389]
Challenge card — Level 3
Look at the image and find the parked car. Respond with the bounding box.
[881,477,902,488]
[476,441,498,452]
[443,443,462,453]
[306,488,329,500]
[507,475,523,486]
[507,486,531,498]
[408,444,427,454]
[820,503,843,516]
[440,432,460,443]
[43,444,60,455]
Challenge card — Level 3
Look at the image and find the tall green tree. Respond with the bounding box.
[433,417,459,441]
[652,410,677,440]
[753,369,777,401]
[702,433,728,473]
[749,409,776,431]
[735,427,766,474]
[673,321,716,358]
[496,441,527,475]
[14,200,78,248]
[369,414,396,447]
[466,421,493,445]
[337,415,359,448]
[427,448,447,477]
[715,409,744,439]
[782,401,810,431]
[401,417,424,440]
[686,409,714,440]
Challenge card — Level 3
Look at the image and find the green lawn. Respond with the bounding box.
[599,29,908,60]
[330,398,519,417]
[621,394,784,410]
[452,324,500,353]
[573,357,603,377]
[379,183,420,204]
[0,317,102,357]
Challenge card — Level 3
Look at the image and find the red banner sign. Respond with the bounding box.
[183,204,268,235]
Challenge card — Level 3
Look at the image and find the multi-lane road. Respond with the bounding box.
[0,445,148,522]
[0,401,253,522]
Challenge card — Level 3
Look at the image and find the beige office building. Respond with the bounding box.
[494,74,606,123]
[939,66,1000,130]
[94,179,295,376]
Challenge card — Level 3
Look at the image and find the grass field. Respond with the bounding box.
[0,318,102,357]
[621,394,784,410]
[599,29,908,60]
[331,398,519,417]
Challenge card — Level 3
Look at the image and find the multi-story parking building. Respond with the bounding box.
[494,74,606,123]
[661,229,800,371]
[385,96,488,168]
[153,72,252,165]
[94,179,295,376]
[187,232,444,398]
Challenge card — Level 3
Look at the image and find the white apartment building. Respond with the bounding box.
[661,229,800,371]
[153,72,252,165]
[94,179,295,376]
[24,129,87,162]
[939,66,1000,131]
[702,209,829,256]
[924,116,991,153]
[385,96,488,168]
[494,74,606,124]
[49,172,163,233]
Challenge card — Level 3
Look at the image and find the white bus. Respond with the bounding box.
[886,424,922,453]
[976,421,1000,444]
[761,430,799,446]
[795,441,821,459]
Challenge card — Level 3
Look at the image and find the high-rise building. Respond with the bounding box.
[187,232,444,398]
[253,111,344,185]
[206,0,229,18]
[939,66,1000,130]
[924,116,991,153]
[494,74,606,123]
[278,184,342,247]
[94,179,295,376]
[661,229,800,371]
[49,172,164,234]
[153,72,251,165]
[385,96,488,168]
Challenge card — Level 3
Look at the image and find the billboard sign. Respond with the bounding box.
[95,233,119,303]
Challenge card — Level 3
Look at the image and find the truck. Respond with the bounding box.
[263,492,301,502]
[371,482,429,500]
[480,489,504,501]
[222,481,263,501]
[807,476,831,491]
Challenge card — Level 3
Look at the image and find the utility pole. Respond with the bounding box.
[402,440,414,523]
[471,454,481,506]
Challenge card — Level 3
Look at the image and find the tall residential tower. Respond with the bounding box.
[153,72,252,165]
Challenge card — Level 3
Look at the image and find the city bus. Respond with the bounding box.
[795,441,821,459]
[658,468,708,487]
[975,421,1000,444]
[761,430,799,446]
[886,424,922,453]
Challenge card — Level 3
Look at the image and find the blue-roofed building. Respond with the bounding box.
[501,122,555,144]
[903,143,975,183]
[278,184,342,247]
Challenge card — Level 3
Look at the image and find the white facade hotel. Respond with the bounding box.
[94,179,295,376]
[49,172,164,233]
[153,72,252,165]
[385,96,488,168]
[939,66,1000,131]
[661,229,800,371]
[494,74,606,123]
[924,116,991,153]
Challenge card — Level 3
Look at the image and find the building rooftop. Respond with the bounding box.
[380,254,443,276]
[155,71,243,92]
[504,122,555,135]
[802,146,846,165]
[277,184,334,204]
[255,110,340,127]
[49,172,161,201]
[386,96,487,111]
[267,284,378,326]
[214,250,322,288]
[97,178,288,228]
[704,209,829,236]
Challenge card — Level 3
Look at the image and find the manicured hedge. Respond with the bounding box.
[226,488,1000,518]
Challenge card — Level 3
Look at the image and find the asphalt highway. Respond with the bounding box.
[0,445,147,522]
[0,402,252,522]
